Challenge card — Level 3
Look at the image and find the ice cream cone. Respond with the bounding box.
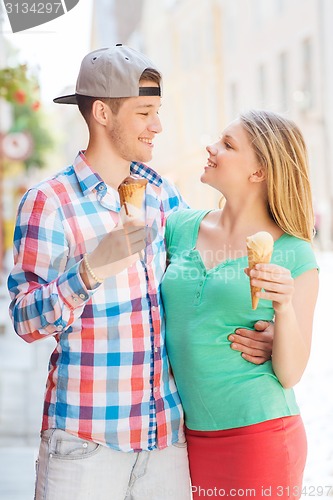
[118,175,148,260]
[246,232,274,310]
[247,247,272,309]
[118,175,148,222]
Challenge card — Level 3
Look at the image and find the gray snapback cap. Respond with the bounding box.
[53,44,162,104]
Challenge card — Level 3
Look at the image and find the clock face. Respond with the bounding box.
[0,132,33,161]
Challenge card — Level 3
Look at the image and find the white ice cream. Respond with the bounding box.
[119,203,145,225]
[246,231,274,256]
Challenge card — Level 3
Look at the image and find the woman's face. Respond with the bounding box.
[201,119,261,196]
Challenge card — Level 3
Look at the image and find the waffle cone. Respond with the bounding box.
[247,248,272,310]
[118,176,148,217]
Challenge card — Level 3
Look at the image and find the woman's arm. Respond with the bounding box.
[249,264,319,388]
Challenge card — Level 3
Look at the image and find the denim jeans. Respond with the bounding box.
[34,429,192,500]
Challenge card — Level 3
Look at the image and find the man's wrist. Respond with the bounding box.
[83,253,104,283]
[80,255,104,290]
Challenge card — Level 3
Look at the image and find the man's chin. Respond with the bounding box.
[137,153,153,164]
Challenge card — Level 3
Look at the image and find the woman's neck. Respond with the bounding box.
[218,197,282,240]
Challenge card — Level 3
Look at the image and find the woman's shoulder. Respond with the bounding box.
[276,232,315,251]
[274,233,318,277]
[166,208,210,229]
[165,209,210,250]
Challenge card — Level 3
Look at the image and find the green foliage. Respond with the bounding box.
[0,64,34,104]
[0,64,54,169]
[10,102,54,169]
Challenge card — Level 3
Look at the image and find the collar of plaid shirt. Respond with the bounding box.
[8,151,186,452]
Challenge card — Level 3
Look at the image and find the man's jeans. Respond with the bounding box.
[34,429,192,500]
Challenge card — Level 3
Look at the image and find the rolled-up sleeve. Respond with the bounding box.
[8,188,95,343]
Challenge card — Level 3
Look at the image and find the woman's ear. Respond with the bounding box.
[249,168,266,183]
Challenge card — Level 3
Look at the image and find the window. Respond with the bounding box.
[164,0,179,9]
[229,83,238,120]
[253,0,271,26]
[275,0,285,14]
[258,64,267,107]
[278,52,288,110]
[302,38,313,109]
[225,17,234,50]
[203,9,214,52]
[253,0,263,27]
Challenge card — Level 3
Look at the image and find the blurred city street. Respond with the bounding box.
[295,251,333,497]
[0,250,332,499]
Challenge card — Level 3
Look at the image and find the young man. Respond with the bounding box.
[8,45,273,499]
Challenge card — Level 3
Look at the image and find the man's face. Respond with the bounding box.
[106,81,162,163]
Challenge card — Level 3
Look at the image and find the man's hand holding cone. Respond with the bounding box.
[80,175,148,288]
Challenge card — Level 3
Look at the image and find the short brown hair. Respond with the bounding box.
[77,68,162,124]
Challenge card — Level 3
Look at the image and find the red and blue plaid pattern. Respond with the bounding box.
[8,151,187,452]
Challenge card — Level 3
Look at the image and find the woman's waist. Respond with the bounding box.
[185,415,303,437]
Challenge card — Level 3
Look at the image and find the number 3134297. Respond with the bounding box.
[277,485,332,496]
[5,3,62,14]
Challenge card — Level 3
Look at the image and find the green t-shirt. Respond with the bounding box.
[161,209,318,431]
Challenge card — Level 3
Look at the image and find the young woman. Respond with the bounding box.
[161,110,319,499]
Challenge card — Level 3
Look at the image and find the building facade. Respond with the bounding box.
[140,0,333,247]
[219,0,333,249]
[141,0,225,209]
[90,0,144,49]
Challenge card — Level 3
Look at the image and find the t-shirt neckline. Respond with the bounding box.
[191,209,288,273]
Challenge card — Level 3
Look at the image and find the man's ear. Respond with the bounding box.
[249,168,266,183]
[91,100,109,126]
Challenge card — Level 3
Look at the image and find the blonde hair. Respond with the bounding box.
[240,109,315,242]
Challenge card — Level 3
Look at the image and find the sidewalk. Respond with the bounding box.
[0,447,37,500]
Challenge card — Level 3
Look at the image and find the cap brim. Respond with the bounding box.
[53,94,78,104]
[53,86,162,104]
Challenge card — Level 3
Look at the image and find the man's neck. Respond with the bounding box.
[84,145,131,190]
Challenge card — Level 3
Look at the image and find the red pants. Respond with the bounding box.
[186,416,307,499]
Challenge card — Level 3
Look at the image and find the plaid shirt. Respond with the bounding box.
[8,151,187,452]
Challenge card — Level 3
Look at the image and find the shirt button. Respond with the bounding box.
[56,325,62,331]
[79,293,86,299]
[152,306,156,311]
[98,184,104,190]
[153,387,158,393]
[82,442,88,448]
[196,292,200,298]
[199,281,203,286]
[154,347,158,353]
